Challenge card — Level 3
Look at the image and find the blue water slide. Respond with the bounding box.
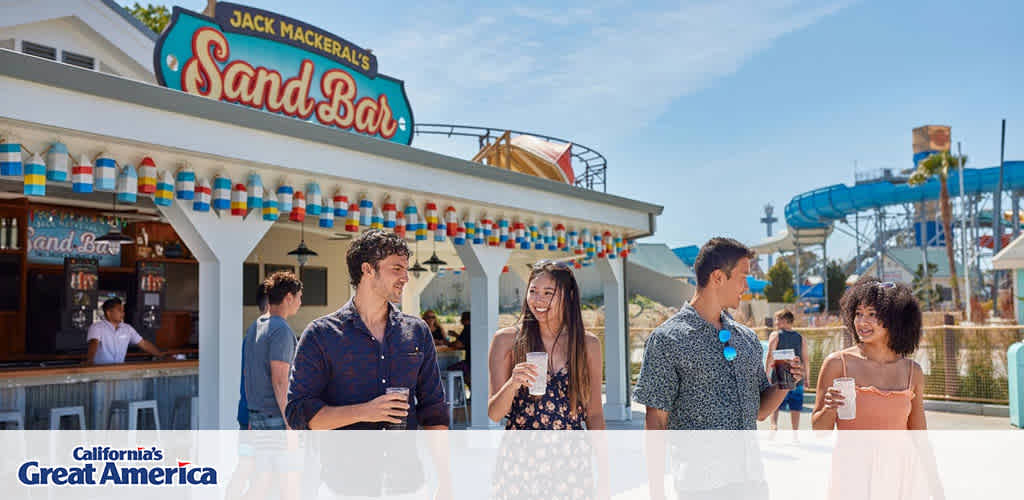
[785,161,1024,229]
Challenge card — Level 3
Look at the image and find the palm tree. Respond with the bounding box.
[908,151,966,311]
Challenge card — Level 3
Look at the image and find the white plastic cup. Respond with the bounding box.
[833,377,856,420]
[525,352,548,396]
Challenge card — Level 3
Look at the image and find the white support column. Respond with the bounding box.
[596,257,630,421]
[454,244,512,428]
[401,274,434,317]
[158,200,274,429]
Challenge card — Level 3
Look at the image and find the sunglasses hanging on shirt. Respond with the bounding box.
[718,329,737,361]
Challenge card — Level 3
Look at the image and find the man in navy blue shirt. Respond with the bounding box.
[286,229,449,430]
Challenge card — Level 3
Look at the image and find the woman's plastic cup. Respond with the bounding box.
[525,352,548,396]
[385,387,410,430]
[832,377,856,420]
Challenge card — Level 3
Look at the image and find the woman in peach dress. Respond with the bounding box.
[813,278,943,500]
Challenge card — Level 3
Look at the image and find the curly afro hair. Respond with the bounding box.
[839,277,922,356]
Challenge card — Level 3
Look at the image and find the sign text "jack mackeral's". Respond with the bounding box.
[154,3,414,145]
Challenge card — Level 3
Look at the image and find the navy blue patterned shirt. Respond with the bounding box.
[285,300,450,430]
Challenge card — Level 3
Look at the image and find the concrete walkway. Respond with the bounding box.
[606,404,1015,430]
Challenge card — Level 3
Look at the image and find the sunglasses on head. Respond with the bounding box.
[717,329,737,361]
[533,259,573,271]
[876,281,896,289]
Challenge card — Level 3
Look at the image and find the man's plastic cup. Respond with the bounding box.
[771,349,796,389]
[833,377,857,420]
[385,387,410,430]
[526,352,548,396]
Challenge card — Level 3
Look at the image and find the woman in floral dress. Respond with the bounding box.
[487,259,607,498]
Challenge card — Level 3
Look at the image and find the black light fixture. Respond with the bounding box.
[287,219,318,268]
[95,226,133,245]
[409,239,428,279]
[423,233,447,273]
[96,193,134,245]
[424,251,446,273]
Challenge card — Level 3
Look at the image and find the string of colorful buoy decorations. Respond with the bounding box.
[0,139,640,262]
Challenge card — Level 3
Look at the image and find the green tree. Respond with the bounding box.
[912,263,942,309]
[908,151,966,312]
[782,289,796,303]
[825,260,847,312]
[126,3,171,34]
[764,259,794,303]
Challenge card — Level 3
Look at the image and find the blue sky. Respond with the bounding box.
[153,0,1023,268]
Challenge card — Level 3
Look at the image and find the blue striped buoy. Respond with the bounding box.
[333,193,348,218]
[0,140,23,176]
[94,154,116,191]
[319,199,334,228]
[212,176,231,211]
[359,198,373,227]
[46,142,69,182]
[435,220,446,242]
[116,164,138,203]
[247,174,264,210]
[176,168,195,200]
[262,191,279,221]
[277,185,294,215]
[23,153,46,196]
[154,171,174,206]
[193,178,211,212]
[371,206,383,230]
[453,220,466,245]
[306,183,322,216]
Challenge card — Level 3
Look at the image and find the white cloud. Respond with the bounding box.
[376,1,851,151]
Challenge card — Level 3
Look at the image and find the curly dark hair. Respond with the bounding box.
[346,229,411,286]
[839,277,922,356]
[693,237,757,288]
[264,271,303,306]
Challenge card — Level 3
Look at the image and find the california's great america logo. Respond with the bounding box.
[17,446,216,486]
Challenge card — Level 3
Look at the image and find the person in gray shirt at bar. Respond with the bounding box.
[634,237,803,430]
[243,271,303,430]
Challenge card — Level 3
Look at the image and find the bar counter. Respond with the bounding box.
[0,358,199,430]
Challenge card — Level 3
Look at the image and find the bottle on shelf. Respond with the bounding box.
[0,218,8,250]
[9,218,17,250]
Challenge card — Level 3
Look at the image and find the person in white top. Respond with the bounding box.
[85,298,164,365]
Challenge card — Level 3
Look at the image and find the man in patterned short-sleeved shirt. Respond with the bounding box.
[634,237,804,430]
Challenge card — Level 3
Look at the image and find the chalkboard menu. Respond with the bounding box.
[62,257,98,332]
[132,262,166,341]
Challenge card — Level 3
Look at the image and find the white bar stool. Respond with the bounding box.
[0,409,25,429]
[441,370,468,427]
[108,400,160,430]
[49,406,86,429]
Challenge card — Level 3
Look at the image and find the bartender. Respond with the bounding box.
[84,298,165,365]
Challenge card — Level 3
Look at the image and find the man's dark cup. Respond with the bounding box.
[771,349,796,390]
[385,387,410,430]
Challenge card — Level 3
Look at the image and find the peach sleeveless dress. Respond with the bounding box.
[835,352,914,430]
[828,355,937,500]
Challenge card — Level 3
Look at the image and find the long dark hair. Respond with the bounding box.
[513,261,589,415]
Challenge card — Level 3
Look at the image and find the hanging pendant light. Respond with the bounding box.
[409,239,428,278]
[288,219,318,268]
[423,234,447,273]
[96,193,134,245]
